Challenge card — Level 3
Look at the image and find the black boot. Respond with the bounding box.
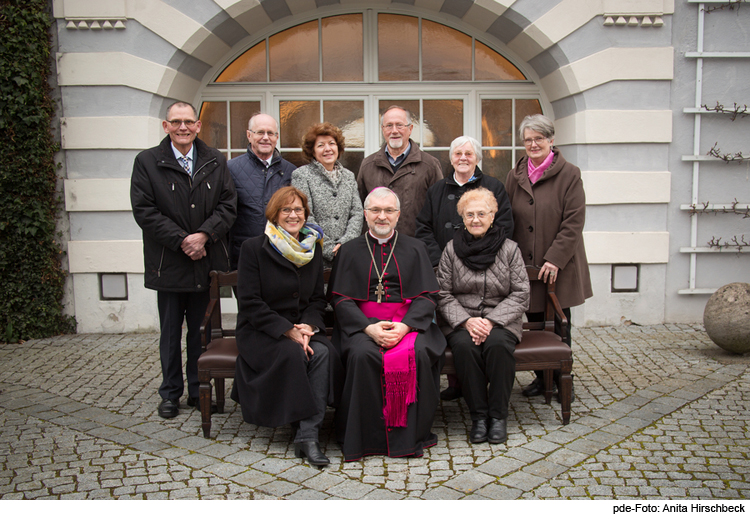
[294,441,330,467]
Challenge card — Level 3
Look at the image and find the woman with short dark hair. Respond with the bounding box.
[292,122,363,267]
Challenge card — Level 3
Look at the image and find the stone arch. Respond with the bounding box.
[154,1,574,111]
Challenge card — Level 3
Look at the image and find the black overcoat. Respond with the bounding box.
[415,167,514,266]
[232,234,335,428]
[327,232,446,461]
[130,135,237,292]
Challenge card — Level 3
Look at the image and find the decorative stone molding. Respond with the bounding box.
[603,15,664,27]
[65,19,126,30]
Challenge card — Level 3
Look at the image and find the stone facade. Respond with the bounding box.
[50,0,750,332]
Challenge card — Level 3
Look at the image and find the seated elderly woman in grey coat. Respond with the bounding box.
[436,187,530,444]
[292,123,363,267]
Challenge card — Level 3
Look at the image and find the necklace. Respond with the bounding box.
[365,232,398,303]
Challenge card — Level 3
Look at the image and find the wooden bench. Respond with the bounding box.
[197,265,572,438]
[441,266,573,425]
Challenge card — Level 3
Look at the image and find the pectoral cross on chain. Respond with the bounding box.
[375,282,385,303]
[366,232,398,305]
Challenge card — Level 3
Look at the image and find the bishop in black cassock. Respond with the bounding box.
[327,187,446,462]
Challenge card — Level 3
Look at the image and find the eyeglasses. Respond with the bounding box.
[464,211,490,220]
[168,119,198,128]
[250,130,279,138]
[280,207,304,216]
[382,123,411,131]
[366,207,399,216]
[523,136,548,146]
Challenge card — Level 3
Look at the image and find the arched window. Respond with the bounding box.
[198,11,543,181]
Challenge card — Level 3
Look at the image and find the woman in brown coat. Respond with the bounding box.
[505,114,592,400]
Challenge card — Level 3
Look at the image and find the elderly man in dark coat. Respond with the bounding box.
[328,187,446,462]
[228,113,296,269]
[130,101,236,419]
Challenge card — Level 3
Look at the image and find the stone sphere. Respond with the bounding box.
[703,282,750,354]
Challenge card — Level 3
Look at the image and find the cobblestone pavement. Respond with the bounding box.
[0,324,748,500]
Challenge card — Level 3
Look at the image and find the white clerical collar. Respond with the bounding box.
[368,230,396,245]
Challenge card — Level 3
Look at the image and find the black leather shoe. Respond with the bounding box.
[440,386,463,401]
[469,419,488,443]
[488,418,507,444]
[294,441,330,467]
[522,377,544,397]
[157,399,179,419]
[187,396,218,413]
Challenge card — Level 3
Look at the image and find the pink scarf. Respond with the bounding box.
[357,300,417,428]
[527,150,555,184]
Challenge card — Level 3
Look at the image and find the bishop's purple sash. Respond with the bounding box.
[357,300,418,428]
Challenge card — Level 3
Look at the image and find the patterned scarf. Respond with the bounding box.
[313,159,340,185]
[265,221,324,267]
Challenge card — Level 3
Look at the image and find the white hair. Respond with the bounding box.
[364,187,401,210]
[449,136,483,163]
[247,113,280,131]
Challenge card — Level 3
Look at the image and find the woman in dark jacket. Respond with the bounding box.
[436,188,529,444]
[232,186,334,467]
[505,114,593,400]
[291,122,363,268]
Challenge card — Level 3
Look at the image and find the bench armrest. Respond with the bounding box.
[546,290,568,341]
[201,298,219,350]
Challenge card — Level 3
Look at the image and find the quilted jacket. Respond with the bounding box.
[227,147,296,268]
[436,238,530,342]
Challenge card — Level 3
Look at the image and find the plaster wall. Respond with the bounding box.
[664,1,750,322]
[51,0,728,333]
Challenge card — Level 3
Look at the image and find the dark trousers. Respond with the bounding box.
[157,290,210,401]
[447,326,517,421]
[293,340,330,443]
[527,307,572,382]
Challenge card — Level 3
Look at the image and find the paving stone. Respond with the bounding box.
[475,484,524,500]
[497,470,548,491]
[327,480,377,499]
[421,486,464,500]
[444,470,496,493]
[256,480,301,497]
[303,472,346,492]
[229,469,274,488]
[1,325,747,501]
